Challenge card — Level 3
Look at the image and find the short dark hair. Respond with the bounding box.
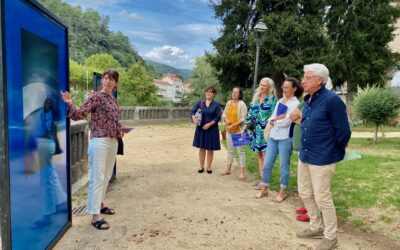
[204,86,217,94]
[102,69,119,83]
[285,77,304,98]
[233,86,244,100]
[43,97,53,112]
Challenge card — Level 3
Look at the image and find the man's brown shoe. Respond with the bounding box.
[316,237,338,250]
[296,228,324,239]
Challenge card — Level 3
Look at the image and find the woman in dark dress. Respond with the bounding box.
[191,86,221,174]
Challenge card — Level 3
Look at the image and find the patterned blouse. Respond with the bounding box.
[245,95,277,152]
[68,91,122,138]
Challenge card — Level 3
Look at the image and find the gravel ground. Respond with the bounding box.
[55,124,399,250]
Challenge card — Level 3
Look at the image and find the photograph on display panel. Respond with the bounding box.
[22,29,64,174]
[21,27,68,225]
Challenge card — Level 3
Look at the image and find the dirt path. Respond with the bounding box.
[55,124,397,249]
[351,132,400,138]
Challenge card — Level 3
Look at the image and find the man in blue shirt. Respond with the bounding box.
[296,64,351,250]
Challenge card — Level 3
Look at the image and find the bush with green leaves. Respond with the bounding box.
[70,87,88,107]
[353,86,400,142]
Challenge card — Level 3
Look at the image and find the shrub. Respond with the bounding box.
[70,87,87,107]
[349,119,364,127]
[352,86,400,142]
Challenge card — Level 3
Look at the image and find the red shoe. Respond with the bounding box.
[296,207,307,214]
[296,213,310,222]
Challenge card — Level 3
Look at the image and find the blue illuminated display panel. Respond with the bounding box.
[4,0,71,249]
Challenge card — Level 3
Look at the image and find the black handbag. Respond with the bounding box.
[246,120,257,132]
[117,137,124,155]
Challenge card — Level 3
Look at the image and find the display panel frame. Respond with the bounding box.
[1,0,71,249]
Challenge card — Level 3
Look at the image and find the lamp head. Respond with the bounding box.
[254,21,267,32]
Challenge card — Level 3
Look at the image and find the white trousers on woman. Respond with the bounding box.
[226,132,246,168]
[87,137,118,214]
[37,138,67,215]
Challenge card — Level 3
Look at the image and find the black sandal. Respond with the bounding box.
[91,219,109,230]
[207,168,212,174]
[198,168,204,173]
[100,207,115,215]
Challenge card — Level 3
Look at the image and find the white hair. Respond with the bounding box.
[251,77,276,103]
[325,77,333,90]
[303,63,330,84]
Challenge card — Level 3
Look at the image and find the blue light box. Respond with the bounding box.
[0,0,71,249]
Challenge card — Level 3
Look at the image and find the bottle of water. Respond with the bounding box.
[194,108,202,126]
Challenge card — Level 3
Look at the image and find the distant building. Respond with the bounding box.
[153,79,175,101]
[161,74,184,102]
[153,73,185,102]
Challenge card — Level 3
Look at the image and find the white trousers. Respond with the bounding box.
[87,137,118,214]
[37,138,67,215]
[226,132,246,168]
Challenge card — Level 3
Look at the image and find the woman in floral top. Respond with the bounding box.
[60,69,122,230]
[245,77,277,180]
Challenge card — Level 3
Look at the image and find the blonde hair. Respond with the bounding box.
[251,77,276,103]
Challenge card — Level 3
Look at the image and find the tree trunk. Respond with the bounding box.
[272,72,285,99]
[346,82,357,105]
[374,124,379,144]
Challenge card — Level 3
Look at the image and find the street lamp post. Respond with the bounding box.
[252,21,267,95]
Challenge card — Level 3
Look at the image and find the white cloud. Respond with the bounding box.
[118,10,140,20]
[174,23,220,38]
[144,45,194,69]
[126,31,163,42]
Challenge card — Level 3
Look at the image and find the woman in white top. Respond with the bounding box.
[221,87,248,179]
[255,77,303,202]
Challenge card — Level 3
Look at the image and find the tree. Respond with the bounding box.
[187,56,223,105]
[69,59,86,90]
[208,0,256,92]
[353,86,400,143]
[209,1,400,98]
[38,0,143,66]
[326,1,400,101]
[209,0,331,96]
[118,63,158,106]
[84,53,121,73]
[108,32,141,67]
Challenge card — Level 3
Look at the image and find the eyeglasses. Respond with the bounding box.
[103,76,116,83]
[301,76,319,81]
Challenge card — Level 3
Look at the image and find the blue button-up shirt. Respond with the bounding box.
[299,87,351,165]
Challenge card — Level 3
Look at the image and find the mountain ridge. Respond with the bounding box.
[145,60,192,80]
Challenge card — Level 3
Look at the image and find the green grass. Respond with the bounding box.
[352,219,372,232]
[240,138,400,220]
[379,215,395,224]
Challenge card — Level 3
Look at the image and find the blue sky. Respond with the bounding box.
[63,0,221,69]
